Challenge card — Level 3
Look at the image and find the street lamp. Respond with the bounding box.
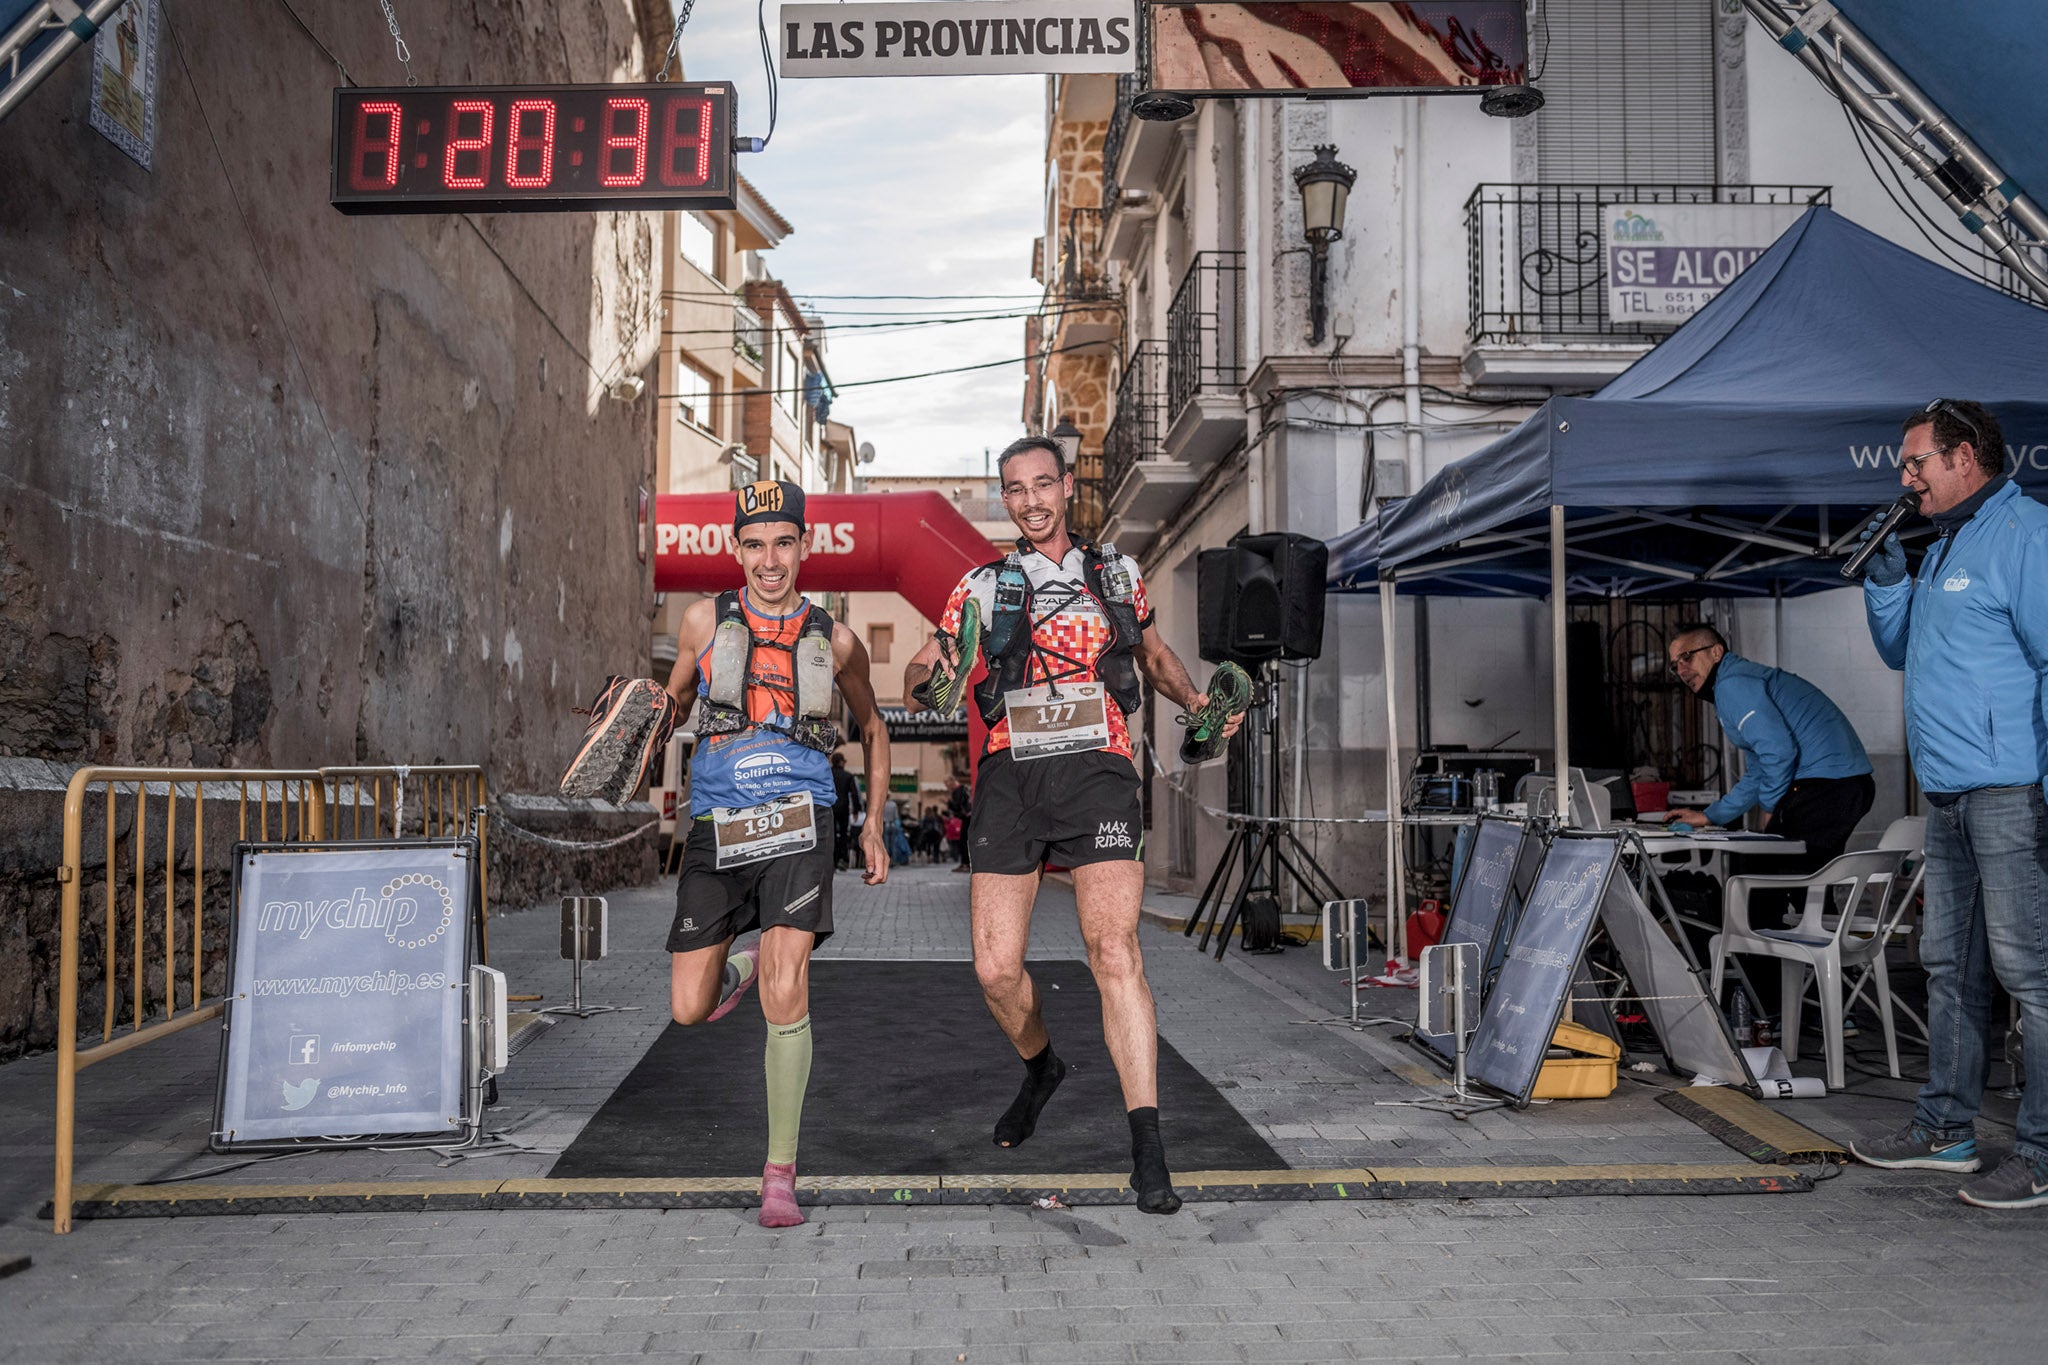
[1050,417,1083,473]
[1293,145,1356,346]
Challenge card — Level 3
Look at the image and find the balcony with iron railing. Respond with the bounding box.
[1059,206,1113,303]
[1101,15,1148,211]
[1463,183,1830,384]
[1104,339,1168,500]
[733,301,766,368]
[1163,250,1246,468]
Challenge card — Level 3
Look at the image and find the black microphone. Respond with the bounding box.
[1840,493,1921,580]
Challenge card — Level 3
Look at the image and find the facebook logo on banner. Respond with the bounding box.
[288,1035,321,1067]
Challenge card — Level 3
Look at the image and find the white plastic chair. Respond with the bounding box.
[1708,848,1909,1091]
[1859,817,1928,1044]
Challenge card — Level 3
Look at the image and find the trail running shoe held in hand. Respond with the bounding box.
[1958,1152,2048,1210]
[560,676,676,802]
[915,597,981,718]
[1179,661,1253,765]
[1849,1123,1982,1172]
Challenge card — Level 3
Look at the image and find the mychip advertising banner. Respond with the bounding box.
[216,843,475,1149]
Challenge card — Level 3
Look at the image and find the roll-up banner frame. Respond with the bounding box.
[213,839,483,1152]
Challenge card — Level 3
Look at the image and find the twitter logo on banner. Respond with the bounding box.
[281,1077,318,1111]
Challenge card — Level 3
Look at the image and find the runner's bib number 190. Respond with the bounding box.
[1004,682,1111,761]
[711,792,817,867]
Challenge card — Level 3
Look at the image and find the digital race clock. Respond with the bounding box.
[331,83,737,215]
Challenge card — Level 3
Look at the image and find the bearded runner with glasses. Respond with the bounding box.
[1848,399,2048,1212]
[902,435,1244,1214]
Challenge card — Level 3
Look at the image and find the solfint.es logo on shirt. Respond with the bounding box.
[1943,568,1972,592]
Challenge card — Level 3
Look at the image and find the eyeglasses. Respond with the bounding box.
[1668,644,1719,667]
[1002,476,1065,500]
[1922,398,1984,453]
[1901,445,1953,477]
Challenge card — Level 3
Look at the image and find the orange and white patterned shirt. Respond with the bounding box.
[940,543,1153,759]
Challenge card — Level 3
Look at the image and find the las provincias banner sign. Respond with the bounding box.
[779,1,1138,77]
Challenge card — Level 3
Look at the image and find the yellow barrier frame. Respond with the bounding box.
[51,762,488,1234]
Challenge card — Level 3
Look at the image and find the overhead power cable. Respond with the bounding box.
[655,341,1096,401]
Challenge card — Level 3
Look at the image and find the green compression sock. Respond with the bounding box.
[764,1015,814,1166]
[720,948,757,1002]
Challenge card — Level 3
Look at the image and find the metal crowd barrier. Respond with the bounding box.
[50,762,486,1233]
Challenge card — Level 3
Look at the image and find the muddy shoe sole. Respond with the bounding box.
[1180,661,1252,765]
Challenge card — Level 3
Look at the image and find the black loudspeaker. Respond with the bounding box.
[1196,532,1328,665]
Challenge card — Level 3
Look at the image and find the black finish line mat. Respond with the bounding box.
[49,1164,1813,1220]
[549,958,1281,1179]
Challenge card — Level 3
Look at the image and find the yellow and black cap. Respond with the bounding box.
[734,479,806,534]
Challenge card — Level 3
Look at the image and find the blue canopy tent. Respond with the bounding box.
[1324,205,2048,946]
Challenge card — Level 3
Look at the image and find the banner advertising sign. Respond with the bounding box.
[216,843,476,1149]
[778,1,1137,77]
[1605,202,1807,324]
[89,0,159,169]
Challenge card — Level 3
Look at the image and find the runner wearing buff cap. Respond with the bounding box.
[663,479,891,1228]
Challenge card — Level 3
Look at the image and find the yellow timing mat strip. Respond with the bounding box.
[1657,1087,1851,1165]
[50,1162,1810,1220]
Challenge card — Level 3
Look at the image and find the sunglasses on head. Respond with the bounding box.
[1923,398,1984,453]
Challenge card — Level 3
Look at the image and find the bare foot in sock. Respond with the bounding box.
[759,1160,804,1228]
[993,1048,1066,1148]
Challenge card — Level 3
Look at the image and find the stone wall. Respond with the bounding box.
[0,1,675,1056]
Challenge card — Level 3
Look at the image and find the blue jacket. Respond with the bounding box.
[1865,479,2048,795]
[1704,654,1872,826]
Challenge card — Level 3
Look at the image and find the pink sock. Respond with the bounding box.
[759,1160,804,1228]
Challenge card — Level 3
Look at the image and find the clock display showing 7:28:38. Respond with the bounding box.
[330,83,737,215]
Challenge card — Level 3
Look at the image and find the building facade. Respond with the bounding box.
[1040,0,2025,900]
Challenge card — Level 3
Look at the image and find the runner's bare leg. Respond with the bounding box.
[1072,859,1158,1110]
[971,870,1050,1057]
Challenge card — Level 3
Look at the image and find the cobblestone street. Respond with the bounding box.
[4,863,2046,1362]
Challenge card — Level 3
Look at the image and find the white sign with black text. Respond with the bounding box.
[779,1,1137,78]
[1605,202,1807,324]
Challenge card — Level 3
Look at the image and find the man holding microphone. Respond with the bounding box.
[1850,399,2048,1210]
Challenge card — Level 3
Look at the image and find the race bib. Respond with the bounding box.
[1004,682,1111,761]
[711,792,817,868]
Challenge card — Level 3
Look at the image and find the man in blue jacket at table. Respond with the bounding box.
[1848,398,2048,1211]
[1666,623,1875,867]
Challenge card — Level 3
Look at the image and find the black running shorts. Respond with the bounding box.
[667,818,835,953]
[968,748,1144,876]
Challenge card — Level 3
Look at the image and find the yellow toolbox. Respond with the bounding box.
[1531,1020,1621,1099]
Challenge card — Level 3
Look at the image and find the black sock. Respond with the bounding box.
[993,1044,1066,1148]
[1127,1106,1182,1215]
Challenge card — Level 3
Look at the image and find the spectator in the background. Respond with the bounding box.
[946,774,973,874]
[830,753,863,871]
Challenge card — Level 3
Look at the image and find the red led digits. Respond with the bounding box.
[658,97,712,187]
[600,98,650,187]
[443,99,494,189]
[350,100,404,190]
[505,98,556,188]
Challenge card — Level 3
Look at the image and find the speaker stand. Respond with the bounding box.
[1182,663,1354,960]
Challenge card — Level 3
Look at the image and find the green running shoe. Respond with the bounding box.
[917,597,981,717]
[1180,661,1252,765]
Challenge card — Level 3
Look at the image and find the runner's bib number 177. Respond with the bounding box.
[711,792,817,867]
[1004,682,1111,760]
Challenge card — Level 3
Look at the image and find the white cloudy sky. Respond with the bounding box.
[675,4,1045,477]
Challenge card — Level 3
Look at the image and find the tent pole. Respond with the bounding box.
[1381,577,1407,965]
[1550,504,1570,823]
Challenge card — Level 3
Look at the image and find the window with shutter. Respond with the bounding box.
[1536,0,1718,185]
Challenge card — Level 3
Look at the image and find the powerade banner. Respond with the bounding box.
[217,844,473,1146]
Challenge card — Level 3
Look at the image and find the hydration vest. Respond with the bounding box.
[697,590,840,753]
[972,539,1144,726]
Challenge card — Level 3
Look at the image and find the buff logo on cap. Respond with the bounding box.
[734,479,806,533]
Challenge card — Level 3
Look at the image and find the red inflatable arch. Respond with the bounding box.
[654,490,1002,761]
